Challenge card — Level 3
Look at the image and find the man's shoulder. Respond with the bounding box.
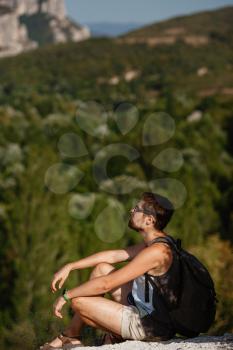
[146,240,174,275]
[149,239,173,263]
[149,235,173,252]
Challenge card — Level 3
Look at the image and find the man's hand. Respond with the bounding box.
[51,264,71,293]
[53,296,67,319]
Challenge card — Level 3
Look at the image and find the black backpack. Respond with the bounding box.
[145,235,218,338]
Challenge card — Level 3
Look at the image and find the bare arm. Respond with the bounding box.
[111,241,146,263]
[52,241,147,293]
[68,241,146,271]
[52,248,130,293]
[66,243,167,300]
[68,250,117,271]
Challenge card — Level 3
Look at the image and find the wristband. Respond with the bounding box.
[62,288,70,302]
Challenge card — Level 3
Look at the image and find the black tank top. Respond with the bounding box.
[128,235,181,312]
[145,236,181,311]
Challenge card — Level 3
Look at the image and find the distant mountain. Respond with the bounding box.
[120,5,233,46]
[87,22,145,37]
[0,5,232,101]
[0,5,232,95]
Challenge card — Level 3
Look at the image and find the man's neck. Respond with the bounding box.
[140,229,168,246]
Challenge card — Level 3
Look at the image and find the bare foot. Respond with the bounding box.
[61,330,83,346]
[39,336,63,349]
[40,334,83,349]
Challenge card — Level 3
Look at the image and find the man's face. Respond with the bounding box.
[128,200,146,231]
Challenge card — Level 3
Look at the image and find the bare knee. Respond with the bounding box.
[71,296,85,311]
[89,262,116,280]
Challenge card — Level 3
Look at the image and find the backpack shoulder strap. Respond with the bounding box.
[148,235,182,255]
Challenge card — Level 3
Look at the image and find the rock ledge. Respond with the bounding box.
[73,334,233,350]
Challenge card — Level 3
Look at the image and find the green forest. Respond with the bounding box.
[0,6,232,349]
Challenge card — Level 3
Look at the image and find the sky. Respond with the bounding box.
[65,0,233,24]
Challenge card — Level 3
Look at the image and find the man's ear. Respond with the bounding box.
[147,215,155,226]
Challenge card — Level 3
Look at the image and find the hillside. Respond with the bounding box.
[0,6,232,99]
[121,6,233,46]
[0,6,232,350]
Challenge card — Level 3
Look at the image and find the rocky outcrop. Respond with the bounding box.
[0,0,90,58]
[117,34,209,47]
[72,334,233,349]
[0,2,37,58]
[27,0,66,19]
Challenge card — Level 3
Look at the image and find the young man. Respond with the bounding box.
[41,192,176,349]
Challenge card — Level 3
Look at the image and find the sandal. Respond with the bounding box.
[39,332,84,350]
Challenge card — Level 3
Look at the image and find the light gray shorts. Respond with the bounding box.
[121,304,147,340]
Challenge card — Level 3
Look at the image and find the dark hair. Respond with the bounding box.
[141,192,174,230]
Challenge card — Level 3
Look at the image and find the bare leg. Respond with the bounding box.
[42,265,106,348]
[71,295,125,338]
[44,263,132,347]
[62,312,84,337]
[62,263,110,337]
[65,263,133,343]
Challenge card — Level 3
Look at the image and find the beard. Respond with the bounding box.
[128,215,141,232]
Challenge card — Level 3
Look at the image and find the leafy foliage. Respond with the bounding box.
[0,6,232,349]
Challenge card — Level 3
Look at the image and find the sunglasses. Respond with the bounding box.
[131,205,156,217]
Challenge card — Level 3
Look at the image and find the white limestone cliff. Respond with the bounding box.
[0,0,90,58]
